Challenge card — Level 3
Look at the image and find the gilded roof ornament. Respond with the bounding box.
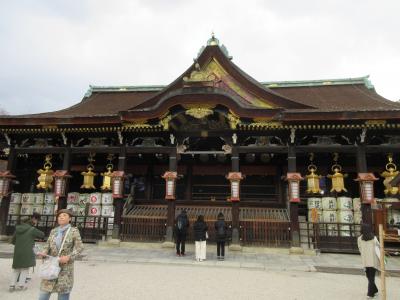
[183,62,216,85]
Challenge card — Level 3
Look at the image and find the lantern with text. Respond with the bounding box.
[111,171,125,198]
[37,154,54,190]
[162,171,178,200]
[286,173,303,203]
[0,171,15,197]
[226,172,243,202]
[53,170,71,199]
[355,173,378,204]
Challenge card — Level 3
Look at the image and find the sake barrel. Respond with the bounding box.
[66,204,78,214]
[322,210,337,223]
[20,204,33,215]
[101,193,113,205]
[337,210,354,223]
[88,205,101,216]
[86,217,98,228]
[67,192,80,204]
[79,193,90,205]
[10,193,22,204]
[339,225,352,237]
[101,205,114,217]
[354,211,362,224]
[101,217,114,230]
[21,193,35,204]
[89,193,102,205]
[308,209,323,223]
[8,204,21,215]
[44,193,55,204]
[33,193,44,205]
[353,198,361,211]
[307,198,322,210]
[337,197,353,210]
[390,210,400,225]
[43,204,56,215]
[32,204,43,215]
[75,205,87,217]
[322,197,337,210]
[325,224,339,236]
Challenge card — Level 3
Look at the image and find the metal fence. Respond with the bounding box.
[299,221,360,253]
[6,214,111,243]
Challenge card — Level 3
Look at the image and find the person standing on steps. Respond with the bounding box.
[9,213,45,292]
[214,212,227,260]
[357,223,380,299]
[175,209,189,256]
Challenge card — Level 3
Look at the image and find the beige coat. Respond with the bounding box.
[40,227,84,294]
[357,236,380,269]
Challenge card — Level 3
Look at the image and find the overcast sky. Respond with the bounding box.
[0,0,399,115]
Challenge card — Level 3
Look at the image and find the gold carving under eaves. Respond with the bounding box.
[122,120,152,129]
[327,153,347,193]
[185,107,214,119]
[381,153,399,195]
[227,112,241,129]
[159,115,172,130]
[37,154,54,190]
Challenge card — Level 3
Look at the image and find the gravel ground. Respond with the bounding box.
[1,258,399,300]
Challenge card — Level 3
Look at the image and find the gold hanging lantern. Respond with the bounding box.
[381,153,399,195]
[306,153,322,194]
[100,155,114,191]
[81,153,97,190]
[37,154,54,190]
[327,153,347,193]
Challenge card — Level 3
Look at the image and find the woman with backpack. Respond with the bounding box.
[193,215,208,262]
[214,212,227,260]
[357,223,380,299]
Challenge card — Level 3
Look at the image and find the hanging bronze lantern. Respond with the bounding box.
[37,154,54,190]
[101,154,114,191]
[327,153,347,193]
[81,153,97,189]
[305,154,322,194]
[381,153,399,195]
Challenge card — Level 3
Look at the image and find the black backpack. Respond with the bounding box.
[177,215,186,231]
[217,222,226,236]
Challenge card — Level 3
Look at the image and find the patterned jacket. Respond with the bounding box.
[40,226,84,293]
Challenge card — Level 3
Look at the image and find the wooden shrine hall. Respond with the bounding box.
[1,35,400,252]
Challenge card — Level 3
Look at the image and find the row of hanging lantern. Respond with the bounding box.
[32,153,125,199]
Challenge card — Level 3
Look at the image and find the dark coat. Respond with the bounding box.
[175,213,189,236]
[214,220,227,242]
[193,220,208,241]
[11,222,45,269]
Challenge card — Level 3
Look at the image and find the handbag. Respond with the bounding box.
[205,231,209,240]
[39,227,71,280]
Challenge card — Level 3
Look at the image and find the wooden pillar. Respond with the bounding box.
[184,164,192,201]
[145,164,153,201]
[231,147,240,246]
[112,146,126,239]
[357,145,373,227]
[0,147,16,236]
[57,148,71,210]
[165,148,177,243]
[288,145,300,247]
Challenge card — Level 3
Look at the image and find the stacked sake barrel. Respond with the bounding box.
[41,193,57,226]
[352,198,362,235]
[101,193,114,234]
[321,197,339,236]
[67,192,87,217]
[307,197,323,223]
[8,193,22,225]
[337,197,354,237]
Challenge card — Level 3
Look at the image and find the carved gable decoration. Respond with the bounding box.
[183,58,274,109]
